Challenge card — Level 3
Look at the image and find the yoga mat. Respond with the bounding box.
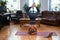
[15,32,57,36]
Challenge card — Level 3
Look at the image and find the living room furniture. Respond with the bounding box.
[11,10,23,23]
[41,11,60,25]
[19,18,41,27]
[0,6,7,13]
[16,10,23,18]
[3,14,10,25]
[0,13,10,30]
[0,15,3,30]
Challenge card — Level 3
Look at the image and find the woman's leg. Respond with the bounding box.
[30,18,35,24]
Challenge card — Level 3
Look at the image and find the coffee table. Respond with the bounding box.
[19,18,41,27]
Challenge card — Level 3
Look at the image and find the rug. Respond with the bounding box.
[15,32,57,36]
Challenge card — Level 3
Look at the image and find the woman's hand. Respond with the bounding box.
[33,3,36,7]
[31,2,37,8]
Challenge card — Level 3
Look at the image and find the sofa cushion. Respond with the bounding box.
[41,11,60,25]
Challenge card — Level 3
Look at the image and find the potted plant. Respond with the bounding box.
[0,1,7,6]
[0,0,7,13]
[37,3,41,9]
[23,3,29,12]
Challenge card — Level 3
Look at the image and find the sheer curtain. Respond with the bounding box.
[29,0,39,7]
[6,0,20,10]
[51,0,60,11]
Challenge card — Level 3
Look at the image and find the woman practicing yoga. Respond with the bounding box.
[26,2,40,35]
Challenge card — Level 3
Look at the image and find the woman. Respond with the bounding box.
[26,2,40,24]
[27,2,40,35]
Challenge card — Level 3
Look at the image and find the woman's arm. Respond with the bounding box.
[36,7,40,12]
[26,7,31,12]
[32,3,40,13]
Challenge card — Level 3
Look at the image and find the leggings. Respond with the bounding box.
[27,12,38,24]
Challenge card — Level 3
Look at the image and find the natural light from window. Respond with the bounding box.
[6,0,20,11]
[51,0,60,11]
[29,0,39,7]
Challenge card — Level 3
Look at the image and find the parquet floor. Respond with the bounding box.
[0,23,60,40]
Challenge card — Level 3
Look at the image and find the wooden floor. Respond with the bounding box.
[0,23,60,40]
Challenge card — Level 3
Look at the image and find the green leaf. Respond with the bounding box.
[0,0,7,6]
[37,3,41,9]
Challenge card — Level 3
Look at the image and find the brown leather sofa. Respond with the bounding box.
[41,11,60,25]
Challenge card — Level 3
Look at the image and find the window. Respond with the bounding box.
[6,0,20,11]
[29,0,39,7]
[51,0,60,11]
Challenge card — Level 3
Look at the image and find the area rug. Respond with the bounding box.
[15,32,57,36]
